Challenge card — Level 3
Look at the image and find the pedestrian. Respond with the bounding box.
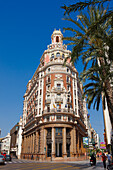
[101,153,107,169]
[107,152,111,165]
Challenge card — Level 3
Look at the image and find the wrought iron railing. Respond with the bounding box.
[45,99,51,104]
[43,109,73,114]
[55,98,63,103]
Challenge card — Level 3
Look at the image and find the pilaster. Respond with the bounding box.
[70,128,74,157]
[63,127,67,158]
[52,127,55,158]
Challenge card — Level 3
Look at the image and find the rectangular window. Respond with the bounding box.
[56,115,61,120]
[67,85,70,90]
[40,81,42,87]
[40,89,42,95]
[47,116,49,121]
[48,85,50,90]
[67,76,69,82]
[57,84,61,87]
[39,108,41,115]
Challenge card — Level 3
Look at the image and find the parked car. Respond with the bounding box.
[5,155,12,161]
[0,155,5,165]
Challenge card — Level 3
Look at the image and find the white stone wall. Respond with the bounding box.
[1,133,11,155]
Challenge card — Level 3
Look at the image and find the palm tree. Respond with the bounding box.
[62,4,113,123]
[81,63,113,122]
[62,0,113,21]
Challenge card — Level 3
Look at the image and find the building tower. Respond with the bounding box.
[21,29,88,160]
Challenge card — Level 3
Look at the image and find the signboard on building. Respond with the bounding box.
[83,137,89,148]
[100,142,106,149]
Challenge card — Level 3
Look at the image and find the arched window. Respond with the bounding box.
[56,36,59,42]
[62,54,65,58]
[56,52,60,57]
[48,68,50,72]
[51,53,54,59]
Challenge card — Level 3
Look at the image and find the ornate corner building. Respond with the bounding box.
[21,29,88,161]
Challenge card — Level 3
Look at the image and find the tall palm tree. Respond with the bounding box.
[62,5,113,123]
[81,63,113,122]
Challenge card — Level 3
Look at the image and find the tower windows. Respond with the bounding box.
[67,85,70,91]
[62,54,65,58]
[47,105,50,112]
[56,36,59,42]
[51,53,54,59]
[48,68,50,72]
[67,76,69,82]
[57,84,61,88]
[67,68,69,72]
[56,52,60,57]
[47,85,50,90]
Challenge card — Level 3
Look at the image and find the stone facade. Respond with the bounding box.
[21,29,88,161]
[1,133,11,155]
[10,117,22,158]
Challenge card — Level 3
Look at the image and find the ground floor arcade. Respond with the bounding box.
[21,124,87,161]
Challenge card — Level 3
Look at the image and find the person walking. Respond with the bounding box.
[102,153,107,169]
[107,152,111,165]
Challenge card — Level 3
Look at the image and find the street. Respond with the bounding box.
[0,158,108,170]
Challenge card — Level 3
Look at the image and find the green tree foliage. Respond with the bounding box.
[62,2,113,122]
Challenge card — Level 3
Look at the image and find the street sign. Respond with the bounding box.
[83,137,89,148]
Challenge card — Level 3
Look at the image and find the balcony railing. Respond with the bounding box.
[43,108,73,114]
[46,80,51,84]
[66,81,71,84]
[45,99,51,104]
[54,87,63,93]
[28,112,33,118]
[55,98,63,103]
[25,117,35,127]
[67,99,72,103]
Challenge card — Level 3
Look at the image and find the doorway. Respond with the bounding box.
[55,143,62,157]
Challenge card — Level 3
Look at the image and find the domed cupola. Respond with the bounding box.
[51,29,63,45]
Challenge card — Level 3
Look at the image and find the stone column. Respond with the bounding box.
[78,131,80,154]
[30,135,32,153]
[73,127,76,155]
[63,127,67,158]
[70,128,74,157]
[26,136,28,153]
[35,131,39,153]
[33,133,34,153]
[44,129,47,160]
[52,127,55,158]
[39,128,44,160]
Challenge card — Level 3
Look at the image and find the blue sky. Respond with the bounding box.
[1,0,111,141]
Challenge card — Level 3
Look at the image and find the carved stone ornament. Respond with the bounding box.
[55,74,62,78]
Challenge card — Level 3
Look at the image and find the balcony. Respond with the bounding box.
[46,80,51,84]
[55,98,63,103]
[28,112,33,118]
[25,117,35,127]
[54,87,63,93]
[66,81,71,85]
[43,108,73,114]
[67,99,72,104]
[45,99,51,104]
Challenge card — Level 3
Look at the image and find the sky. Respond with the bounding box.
[0,0,112,141]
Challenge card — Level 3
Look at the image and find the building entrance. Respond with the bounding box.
[55,143,62,157]
[55,128,63,157]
